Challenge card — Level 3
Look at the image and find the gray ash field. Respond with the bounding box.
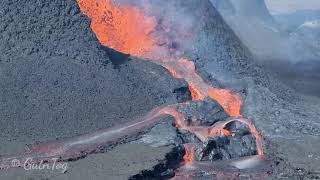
[0,0,320,180]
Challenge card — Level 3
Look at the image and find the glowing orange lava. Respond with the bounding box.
[208,88,241,116]
[183,144,196,163]
[77,0,242,116]
[160,59,241,116]
[76,0,263,165]
[77,0,157,56]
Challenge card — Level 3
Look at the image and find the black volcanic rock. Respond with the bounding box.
[195,135,257,162]
[177,98,229,126]
[133,117,182,147]
[130,146,184,180]
[177,129,202,144]
[173,87,192,103]
[225,121,250,137]
[194,121,257,161]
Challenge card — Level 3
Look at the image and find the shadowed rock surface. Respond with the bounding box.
[177,98,229,126]
[0,144,180,180]
[132,117,182,147]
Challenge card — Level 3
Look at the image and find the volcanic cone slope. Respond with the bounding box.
[0,0,185,153]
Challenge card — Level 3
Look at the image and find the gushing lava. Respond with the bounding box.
[77,0,242,117]
[77,0,157,57]
[0,0,264,178]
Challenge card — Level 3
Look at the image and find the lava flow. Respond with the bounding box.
[77,0,263,162]
[77,0,157,57]
[78,0,263,166]
[0,0,264,177]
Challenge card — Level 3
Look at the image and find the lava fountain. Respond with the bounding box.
[0,0,265,178]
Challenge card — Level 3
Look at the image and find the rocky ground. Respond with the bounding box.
[0,0,319,179]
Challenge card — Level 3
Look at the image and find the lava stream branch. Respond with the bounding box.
[0,106,176,169]
[155,58,242,117]
[0,104,263,170]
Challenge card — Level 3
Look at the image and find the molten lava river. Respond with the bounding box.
[0,0,266,179]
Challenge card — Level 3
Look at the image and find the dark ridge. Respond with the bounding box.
[173,86,192,103]
[129,146,184,180]
[177,98,229,126]
[104,47,130,68]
